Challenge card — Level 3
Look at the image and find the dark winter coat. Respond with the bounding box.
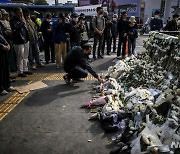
[117,18,128,37]
[164,20,178,31]
[63,46,98,78]
[150,18,163,31]
[10,16,29,44]
[41,20,53,41]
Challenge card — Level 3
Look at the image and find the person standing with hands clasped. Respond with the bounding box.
[149,10,163,31]
[92,7,105,60]
[63,44,103,84]
[69,13,83,49]
[0,10,15,95]
[10,7,31,77]
[53,13,68,69]
[0,33,15,95]
[110,14,118,53]
[127,16,138,57]
[41,13,55,64]
[117,11,128,59]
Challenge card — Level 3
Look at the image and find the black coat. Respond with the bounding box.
[111,20,118,38]
[41,20,53,41]
[150,18,163,31]
[0,26,10,92]
[10,16,29,44]
[164,20,178,31]
[127,24,138,39]
[69,21,83,43]
[64,46,98,78]
[104,16,112,37]
[117,18,128,37]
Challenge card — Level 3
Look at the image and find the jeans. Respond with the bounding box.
[128,38,136,56]
[110,35,118,52]
[66,66,88,79]
[93,33,104,58]
[29,42,41,66]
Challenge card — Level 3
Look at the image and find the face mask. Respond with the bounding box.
[113,18,117,21]
[154,15,159,19]
[73,18,78,22]
[47,19,51,22]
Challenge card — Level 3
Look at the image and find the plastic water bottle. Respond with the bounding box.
[119,119,126,133]
[134,112,142,129]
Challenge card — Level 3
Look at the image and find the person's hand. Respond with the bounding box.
[19,14,25,23]
[5,30,12,35]
[97,75,104,83]
[74,24,79,29]
[47,29,52,32]
[107,20,111,24]
[2,44,10,51]
[123,33,127,37]
[98,30,103,35]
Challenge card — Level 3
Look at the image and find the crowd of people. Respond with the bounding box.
[0,6,179,95]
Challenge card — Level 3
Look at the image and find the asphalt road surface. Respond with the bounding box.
[0,36,147,154]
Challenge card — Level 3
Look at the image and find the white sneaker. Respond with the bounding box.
[1,90,8,95]
[7,86,16,92]
[32,65,37,70]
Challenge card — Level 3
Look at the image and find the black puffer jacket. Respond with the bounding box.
[69,21,83,43]
[64,46,98,78]
[10,16,29,44]
[150,18,163,31]
[41,20,53,41]
[164,20,178,31]
[117,18,128,37]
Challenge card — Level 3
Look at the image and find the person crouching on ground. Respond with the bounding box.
[63,44,103,84]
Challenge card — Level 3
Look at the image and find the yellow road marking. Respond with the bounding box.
[12,73,96,81]
[0,73,103,122]
[0,91,30,122]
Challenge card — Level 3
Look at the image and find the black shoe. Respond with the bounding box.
[46,61,49,64]
[10,79,16,83]
[72,78,84,83]
[10,76,16,79]
[63,74,71,84]
[93,57,97,60]
[0,90,8,96]
[51,60,55,63]
[98,55,104,59]
[24,71,33,75]
[107,53,111,55]
[87,58,92,62]
[18,73,27,77]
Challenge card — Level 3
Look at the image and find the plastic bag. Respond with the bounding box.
[130,136,141,154]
